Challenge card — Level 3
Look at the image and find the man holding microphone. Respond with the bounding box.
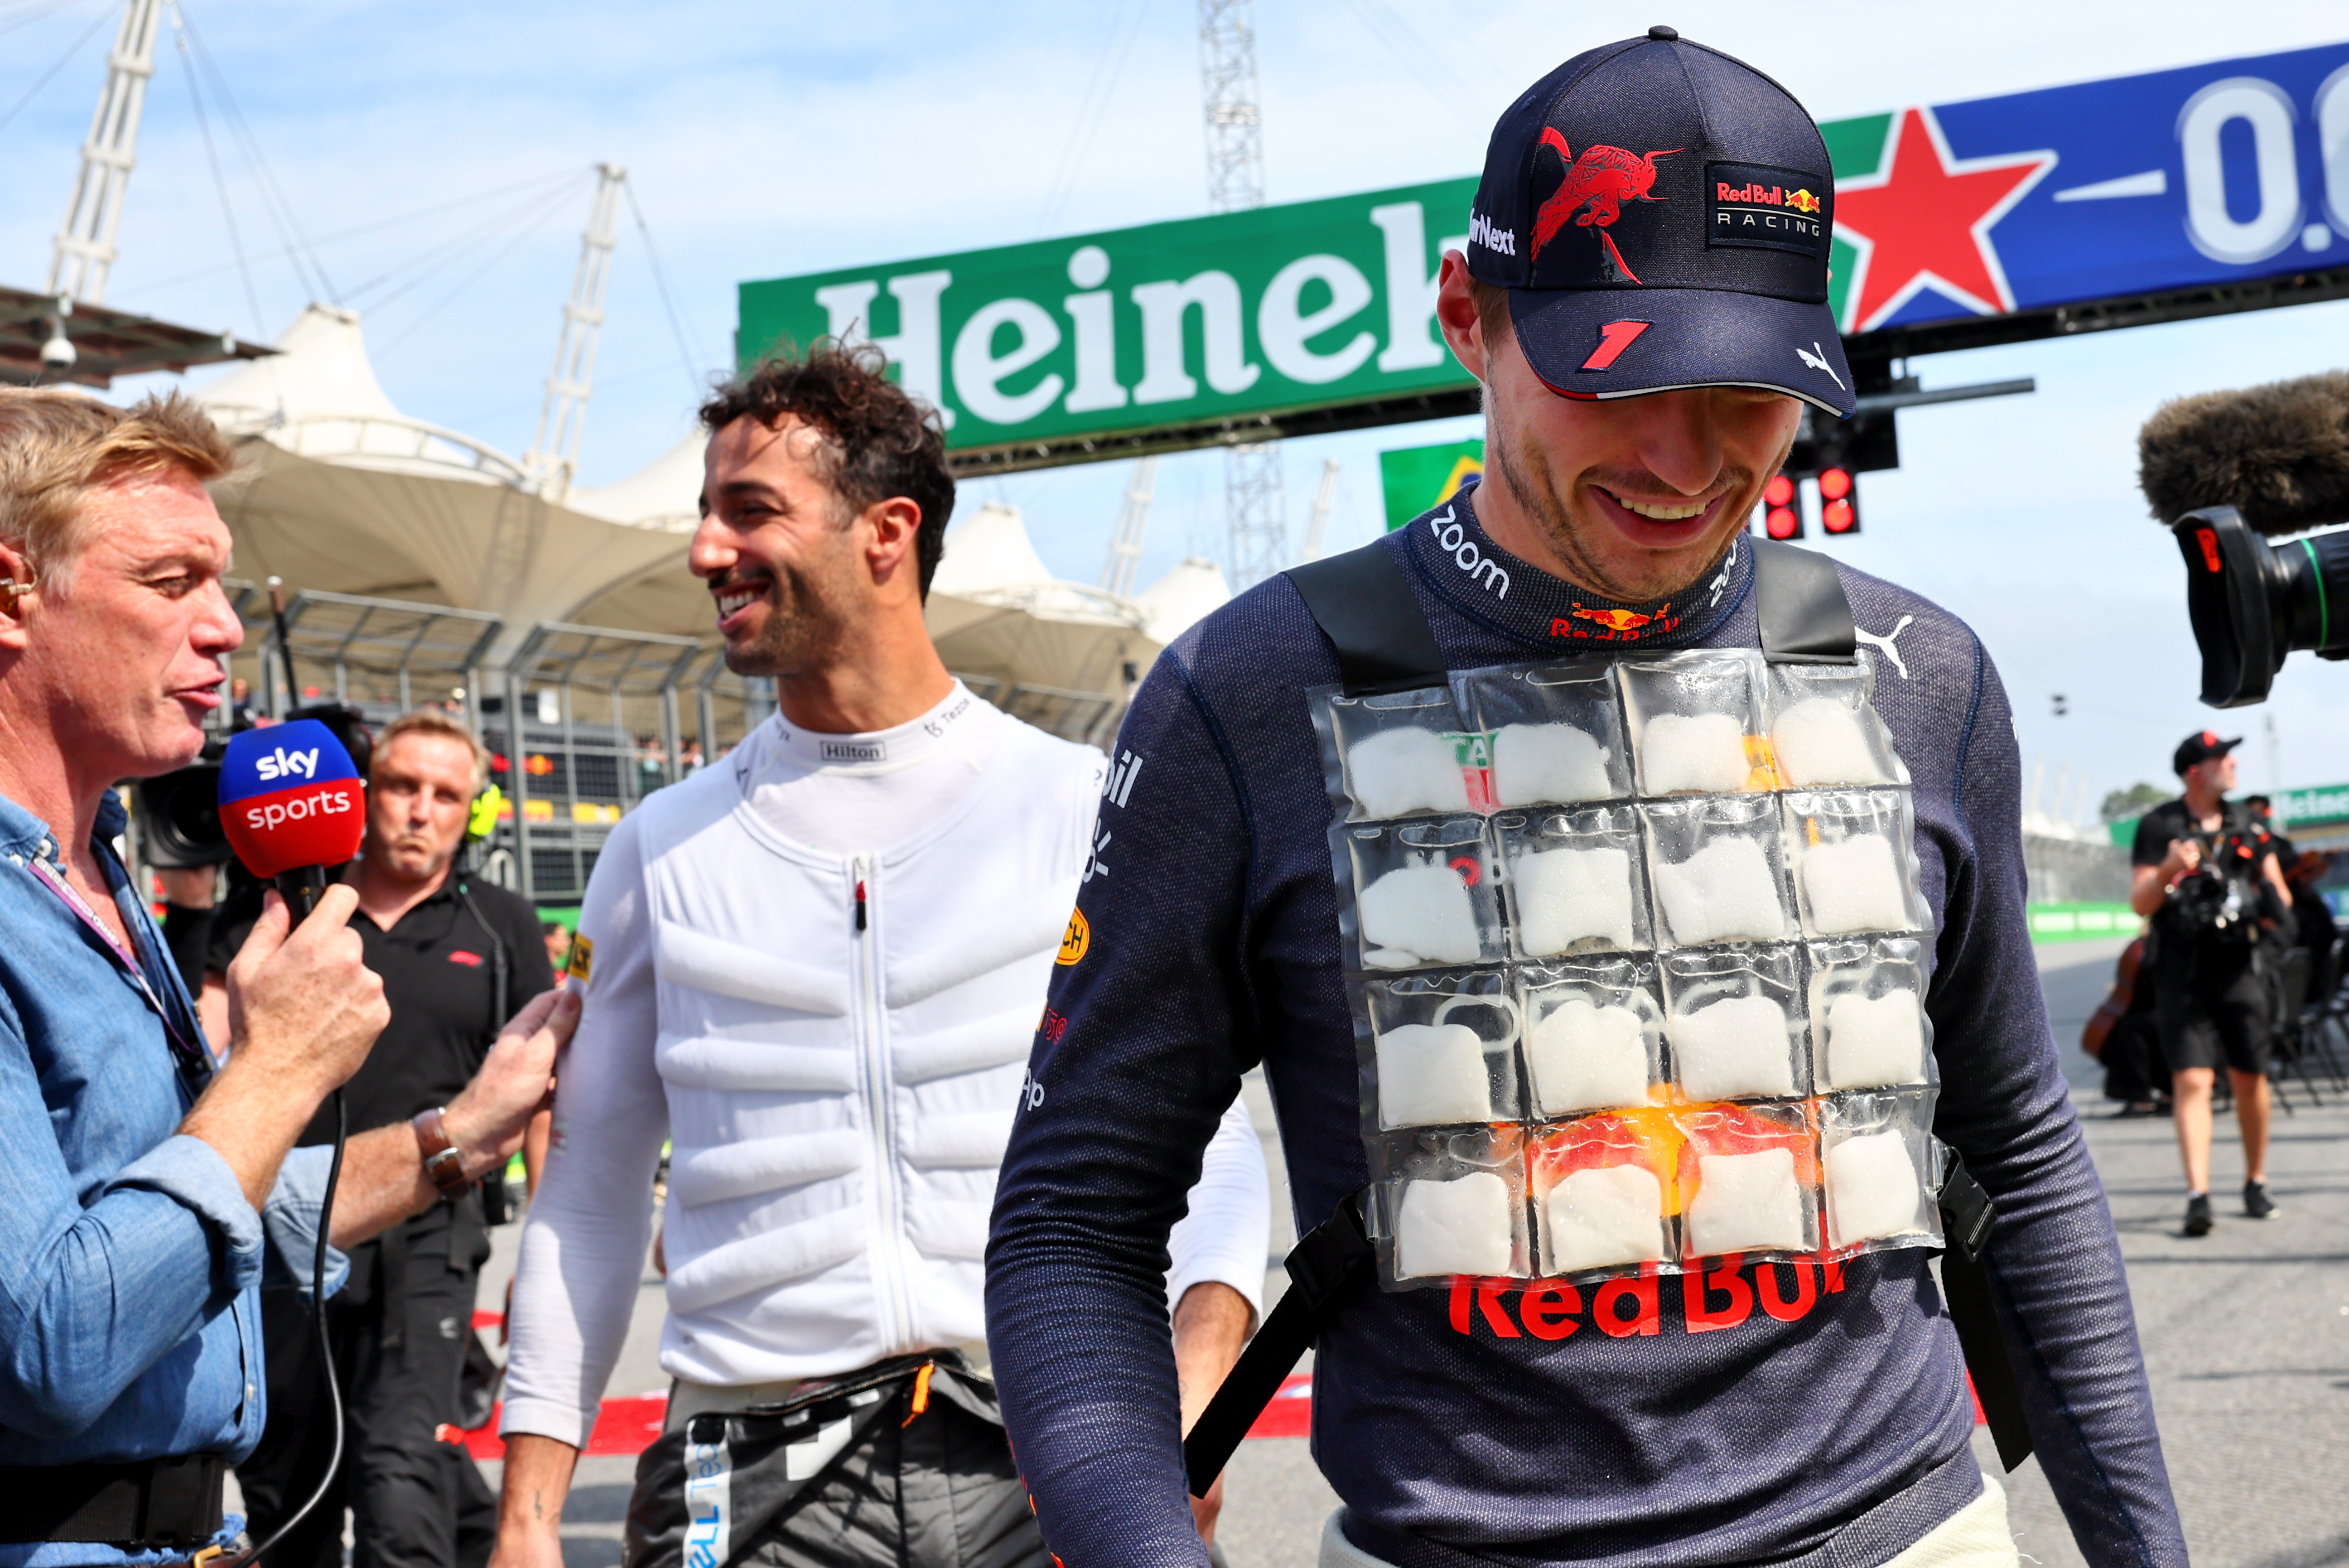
[0,388,572,1565]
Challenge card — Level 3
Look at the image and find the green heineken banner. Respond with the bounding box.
[738,178,1480,473]
[1379,437,1484,531]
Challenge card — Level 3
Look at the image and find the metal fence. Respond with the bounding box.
[493,622,772,902]
[2023,831,2132,903]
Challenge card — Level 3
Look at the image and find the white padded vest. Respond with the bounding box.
[633,704,1100,1378]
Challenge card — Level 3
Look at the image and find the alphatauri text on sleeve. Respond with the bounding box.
[986,484,2182,1568]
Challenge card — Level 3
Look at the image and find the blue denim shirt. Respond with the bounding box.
[0,789,343,1566]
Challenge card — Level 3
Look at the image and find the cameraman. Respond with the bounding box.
[2130,731,2294,1235]
[0,387,572,1566]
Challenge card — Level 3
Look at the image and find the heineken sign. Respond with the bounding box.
[739,39,2349,473]
[738,179,1481,472]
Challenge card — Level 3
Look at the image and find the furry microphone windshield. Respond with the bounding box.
[2138,369,2349,536]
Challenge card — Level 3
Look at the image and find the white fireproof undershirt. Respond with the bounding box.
[731,681,992,856]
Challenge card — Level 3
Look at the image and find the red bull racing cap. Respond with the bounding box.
[1466,25,1856,417]
[2173,730,2242,775]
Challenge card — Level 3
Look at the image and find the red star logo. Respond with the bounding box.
[1833,106,2056,333]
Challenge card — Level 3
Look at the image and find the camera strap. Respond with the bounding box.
[1184,536,2031,1494]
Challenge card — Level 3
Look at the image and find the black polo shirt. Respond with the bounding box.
[2130,796,2276,948]
[295,874,555,1148]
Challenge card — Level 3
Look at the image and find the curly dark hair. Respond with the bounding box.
[698,340,956,598]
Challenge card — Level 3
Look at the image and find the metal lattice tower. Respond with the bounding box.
[48,0,164,304]
[1099,455,1158,599]
[1198,0,1284,588]
[525,164,627,503]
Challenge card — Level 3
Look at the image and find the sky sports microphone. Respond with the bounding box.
[219,718,367,921]
[2139,370,2349,708]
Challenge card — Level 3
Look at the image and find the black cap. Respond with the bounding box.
[2173,730,2242,775]
[1465,32,1855,415]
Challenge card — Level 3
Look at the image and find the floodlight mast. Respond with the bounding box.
[1099,455,1158,599]
[525,163,627,504]
[1198,0,1285,589]
[48,0,164,305]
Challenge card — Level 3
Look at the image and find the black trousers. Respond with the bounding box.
[624,1359,1049,1568]
[238,1217,497,1568]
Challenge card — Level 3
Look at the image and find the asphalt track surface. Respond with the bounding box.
[445,935,2346,1568]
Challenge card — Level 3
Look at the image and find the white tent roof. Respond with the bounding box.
[569,431,705,531]
[922,502,1160,713]
[200,304,696,628]
[1134,556,1230,646]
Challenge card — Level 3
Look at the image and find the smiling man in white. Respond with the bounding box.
[491,343,1266,1568]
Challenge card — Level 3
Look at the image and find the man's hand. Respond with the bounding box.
[2161,838,2203,881]
[489,1433,581,1568]
[182,888,390,1210]
[1172,1281,1254,1547]
[227,887,388,1103]
[445,989,577,1181]
[324,988,580,1250]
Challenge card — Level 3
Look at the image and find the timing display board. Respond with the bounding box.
[738,39,2349,473]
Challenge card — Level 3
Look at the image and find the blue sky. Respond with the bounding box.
[4,0,2347,810]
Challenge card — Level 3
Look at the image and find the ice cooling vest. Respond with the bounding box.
[1179,539,2031,1498]
[1303,540,1944,1290]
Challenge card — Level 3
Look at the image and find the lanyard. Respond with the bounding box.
[27,854,213,1086]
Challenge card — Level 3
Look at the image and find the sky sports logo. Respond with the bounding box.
[252,745,324,782]
[239,785,362,831]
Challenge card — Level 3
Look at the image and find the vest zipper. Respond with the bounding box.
[853,853,913,1350]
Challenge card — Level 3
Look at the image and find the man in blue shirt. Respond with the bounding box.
[0,387,577,1566]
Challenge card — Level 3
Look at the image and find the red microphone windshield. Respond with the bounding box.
[219,720,368,879]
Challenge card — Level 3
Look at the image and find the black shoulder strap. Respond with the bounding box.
[1184,1191,1375,1497]
[1933,1146,2035,1471]
[1751,539,1857,662]
[1283,542,1447,696]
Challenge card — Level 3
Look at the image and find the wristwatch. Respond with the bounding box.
[411,1106,473,1198]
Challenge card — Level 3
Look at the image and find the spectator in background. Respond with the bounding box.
[540,920,571,974]
[2287,851,2339,975]
[2245,794,2296,864]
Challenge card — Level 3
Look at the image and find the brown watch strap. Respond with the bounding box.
[411,1106,473,1198]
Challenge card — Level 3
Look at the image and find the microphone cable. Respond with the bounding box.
[224,1088,347,1568]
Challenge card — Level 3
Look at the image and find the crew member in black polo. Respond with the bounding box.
[2129,730,2294,1235]
[238,709,554,1568]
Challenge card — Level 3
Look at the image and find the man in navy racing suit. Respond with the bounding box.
[984,29,2182,1568]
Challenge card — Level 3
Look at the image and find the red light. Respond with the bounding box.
[1763,474,1795,507]
[1822,498,1856,533]
[1766,507,1800,540]
[1818,467,1852,501]
[2196,528,2222,574]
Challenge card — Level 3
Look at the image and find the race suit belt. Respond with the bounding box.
[1181,537,2030,1496]
[0,1453,227,1550]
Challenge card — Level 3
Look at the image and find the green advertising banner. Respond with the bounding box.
[1379,437,1484,531]
[738,178,1480,472]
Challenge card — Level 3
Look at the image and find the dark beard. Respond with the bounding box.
[724,561,850,679]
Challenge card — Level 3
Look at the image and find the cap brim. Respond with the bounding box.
[1507,286,1857,418]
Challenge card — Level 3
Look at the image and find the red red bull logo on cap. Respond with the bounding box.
[1531,129,1681,285]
